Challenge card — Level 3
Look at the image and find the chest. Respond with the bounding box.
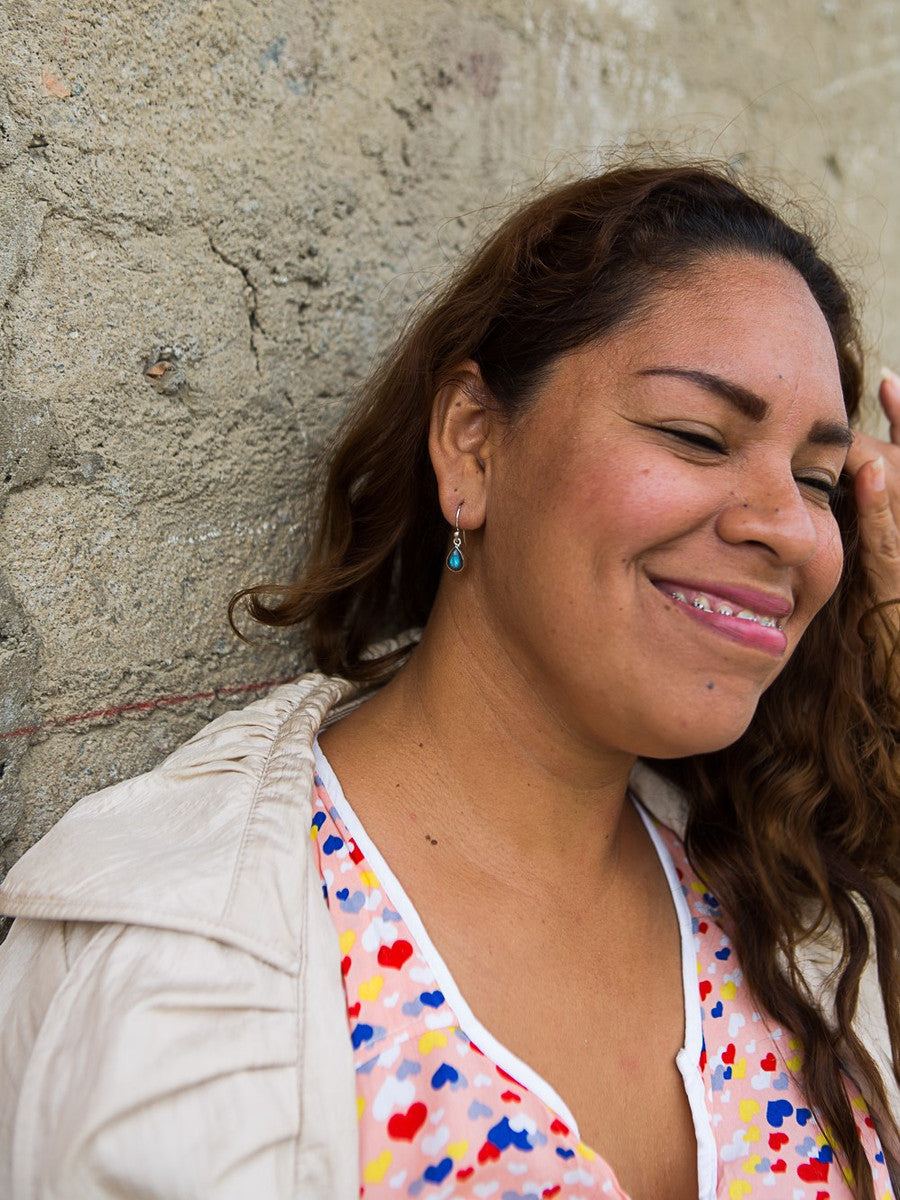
[418,864,699,1200]
[311,771,889,1200]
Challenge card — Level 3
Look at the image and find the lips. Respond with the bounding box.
[652,577,792,656]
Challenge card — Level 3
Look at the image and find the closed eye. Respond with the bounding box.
[662,427,725,453]
[797,475,840,504]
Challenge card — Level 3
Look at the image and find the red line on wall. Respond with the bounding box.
[0,677,296,742]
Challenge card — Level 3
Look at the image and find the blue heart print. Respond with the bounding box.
[423,1158,453,1184]
[351,1023,374,1050]
[339,890,365,913]
[431,1063,459,1089]
[488,1117,533,1151]
[765,1099,794,1127]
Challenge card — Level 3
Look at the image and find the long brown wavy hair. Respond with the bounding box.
[232,162,899,1196]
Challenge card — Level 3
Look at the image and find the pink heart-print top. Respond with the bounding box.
[311,743,894,1200]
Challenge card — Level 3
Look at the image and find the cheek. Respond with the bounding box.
[806,518,845,614]
[578,456,712,539]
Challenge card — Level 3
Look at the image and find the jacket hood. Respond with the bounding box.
[0,674,356,973]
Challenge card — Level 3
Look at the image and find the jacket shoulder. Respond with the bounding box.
[0,672,355,970]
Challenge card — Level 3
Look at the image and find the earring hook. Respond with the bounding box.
[447,502,465,572]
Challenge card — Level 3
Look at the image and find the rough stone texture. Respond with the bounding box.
[2,0,899,873]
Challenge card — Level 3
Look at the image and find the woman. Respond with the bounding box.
[0,163,897,1200]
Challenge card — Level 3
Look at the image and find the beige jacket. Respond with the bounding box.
[0,673,896,1199]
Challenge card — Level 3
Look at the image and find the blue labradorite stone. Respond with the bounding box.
[447,548,463,571]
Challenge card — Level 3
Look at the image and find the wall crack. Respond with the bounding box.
[207,234,261,375]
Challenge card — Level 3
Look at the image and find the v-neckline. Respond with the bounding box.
[313,738,718,1200]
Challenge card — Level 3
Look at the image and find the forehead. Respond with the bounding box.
[601,254,846,417]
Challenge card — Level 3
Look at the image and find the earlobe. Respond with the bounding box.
[428,361,496,528]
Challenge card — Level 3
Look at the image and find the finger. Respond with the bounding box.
[845,429,882,477]
[854,456,900,599]
[878,366,900,444]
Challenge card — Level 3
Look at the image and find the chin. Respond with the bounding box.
[630,708,759,761]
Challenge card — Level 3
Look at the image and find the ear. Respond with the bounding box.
[428,361,499,529]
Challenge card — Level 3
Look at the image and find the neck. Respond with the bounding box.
[330,591,639,888]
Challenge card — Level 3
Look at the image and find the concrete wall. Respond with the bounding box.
[2,0,899,873]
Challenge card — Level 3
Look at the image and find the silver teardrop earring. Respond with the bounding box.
[446,502,465,572]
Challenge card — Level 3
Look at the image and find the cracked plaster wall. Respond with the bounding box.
[1,0,899,875]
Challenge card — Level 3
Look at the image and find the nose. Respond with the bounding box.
[714,474,820,566]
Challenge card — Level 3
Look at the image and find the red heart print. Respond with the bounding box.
[698,921,708,933]
[348,839,364,864]
[721,1043,735,1065]
[478,1141,501,1164]
[341,955,351,977]
[501,1090,521,1103]
[798,1160,829,1183]
[769,1133,789,1151]
[760,1053,777,1071]
[815,1193,829,1200]
[378,940,413,970]
[543,1188,562,1198]
[550,1118,570,1136]
[347,1001,360,1019]
[456,1168,474,1181]
[771,1160,787,1174]
[387,1102,427,1141]
[699,980,712,1000]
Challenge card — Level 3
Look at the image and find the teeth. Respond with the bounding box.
[667,588,781,630]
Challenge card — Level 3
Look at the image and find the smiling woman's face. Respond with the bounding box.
[474,254,851,759]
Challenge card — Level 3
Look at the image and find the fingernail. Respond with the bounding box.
[880,365,900,386]
[872,456,886,491]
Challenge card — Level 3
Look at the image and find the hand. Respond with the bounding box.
[844,368,900,673]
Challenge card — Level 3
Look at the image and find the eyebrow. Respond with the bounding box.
[637,366,853,449]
